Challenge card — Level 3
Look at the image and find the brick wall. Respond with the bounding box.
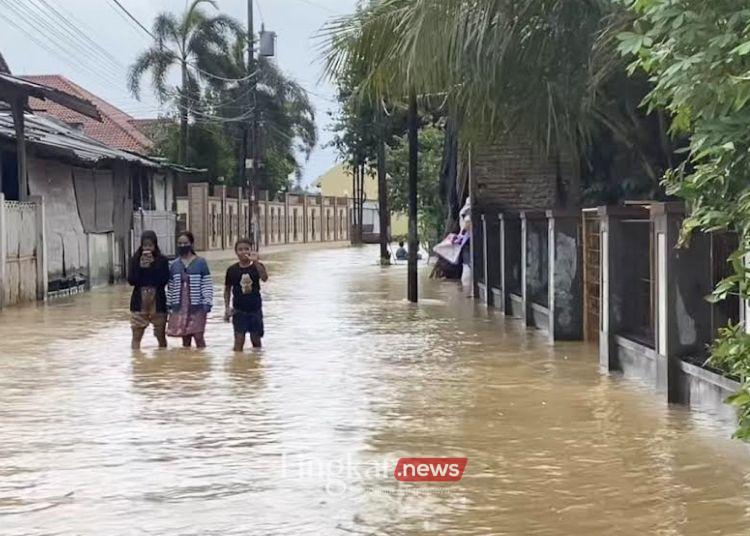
[471,140,580,211]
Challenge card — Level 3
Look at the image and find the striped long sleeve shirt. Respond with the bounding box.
[167,256,213,312]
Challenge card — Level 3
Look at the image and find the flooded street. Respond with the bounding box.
[1,245,750,535]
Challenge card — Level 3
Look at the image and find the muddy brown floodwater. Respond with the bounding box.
[1,245,750,535]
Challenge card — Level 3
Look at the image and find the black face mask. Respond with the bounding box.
[177,245,192,256]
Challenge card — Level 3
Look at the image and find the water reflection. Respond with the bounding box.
[0,245,749,535]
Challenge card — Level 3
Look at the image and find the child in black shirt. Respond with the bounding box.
[224,238,268,350]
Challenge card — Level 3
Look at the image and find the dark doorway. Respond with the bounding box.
[1,150,19,200]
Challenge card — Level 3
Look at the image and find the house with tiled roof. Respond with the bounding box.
[0,67,203,304]
[23,75,153,156]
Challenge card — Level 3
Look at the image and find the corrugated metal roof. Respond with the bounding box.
[0,72,100,120]
[0,111,157,167]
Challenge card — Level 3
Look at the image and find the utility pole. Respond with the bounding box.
[407,89,418,303]
[377,105,389,264]
[246,0,257,250]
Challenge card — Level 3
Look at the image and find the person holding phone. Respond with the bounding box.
[224,238,268,351]
[128,230,170,349]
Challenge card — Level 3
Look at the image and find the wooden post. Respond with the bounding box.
[29,195,47,301]
[407,89,418,303]
[12,96,28,201]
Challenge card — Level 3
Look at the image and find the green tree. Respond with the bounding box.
[387,125,445,249]
[322,0,675,204]
[206,36,317,198]
[620,0,750,440]
[151,120,235,181]
[128,0,241,164]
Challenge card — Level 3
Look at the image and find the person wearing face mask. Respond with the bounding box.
[166,231,213,348]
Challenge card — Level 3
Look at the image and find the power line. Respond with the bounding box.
[107,0,156,40]
[107,0,260,85]
[0,0,134,101]
[34,0,128,71]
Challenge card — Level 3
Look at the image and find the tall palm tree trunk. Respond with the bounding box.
[179,61,189,164]
[407,89,418,303]
[377,112,389,264]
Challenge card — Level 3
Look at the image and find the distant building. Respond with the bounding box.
[315,163,408,239]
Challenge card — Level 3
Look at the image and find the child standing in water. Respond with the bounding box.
[224,238,268,350]
[167,231,213,348]
[128,230,170,349]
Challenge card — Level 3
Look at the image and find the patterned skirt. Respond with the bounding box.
[167,277,207,337]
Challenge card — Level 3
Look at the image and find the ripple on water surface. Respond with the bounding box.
[0,246,749,535]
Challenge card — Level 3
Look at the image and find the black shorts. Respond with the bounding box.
[232,309,264,337]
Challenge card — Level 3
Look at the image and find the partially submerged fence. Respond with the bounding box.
[475,200,749,424]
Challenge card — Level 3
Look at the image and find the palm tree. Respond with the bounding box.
[206,35,317,197]
[128,0,242,164]
[322,0,676,210]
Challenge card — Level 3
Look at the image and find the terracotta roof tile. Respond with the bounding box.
[23,75,153,155]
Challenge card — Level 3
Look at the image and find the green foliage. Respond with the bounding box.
[322,0,677,210]
[387,125,445,247]
[621,0,750,439]
[152,121,234,181]
[205,39,317,197]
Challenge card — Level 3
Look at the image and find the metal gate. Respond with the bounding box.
[133,210,177,256]
[582,209,600,343]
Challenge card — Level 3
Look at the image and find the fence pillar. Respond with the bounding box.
[29,195,47,302]
[651,202,714,400]
[302,195,309,243]
[236,187,244,239]
[521,211,547,327]
[547,209,583,341]
[187,183,209,251]
[0,193,5,310]
[598,205,648,371]
[215,185,227,250]
[499,213,521,316]
[480,214,490,306]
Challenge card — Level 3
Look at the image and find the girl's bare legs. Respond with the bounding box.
[194,333,206,348]
[234,333,246,352]
[131,327,145,350]
[154,323,167,348]
[250,334,262,348]
[182,336,192,348]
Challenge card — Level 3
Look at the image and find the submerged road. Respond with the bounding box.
[1,245,750,535]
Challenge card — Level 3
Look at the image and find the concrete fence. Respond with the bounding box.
[176,183,353,252]
[475,201,748,423]
[0,193,46,309]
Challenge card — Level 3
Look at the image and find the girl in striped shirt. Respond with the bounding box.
[166,231,213,348]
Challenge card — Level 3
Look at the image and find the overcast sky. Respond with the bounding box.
[0,0,358,185]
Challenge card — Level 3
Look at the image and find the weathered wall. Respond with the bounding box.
[525,218,549,307]
[73,167,115,233]
[28,158,87,281]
